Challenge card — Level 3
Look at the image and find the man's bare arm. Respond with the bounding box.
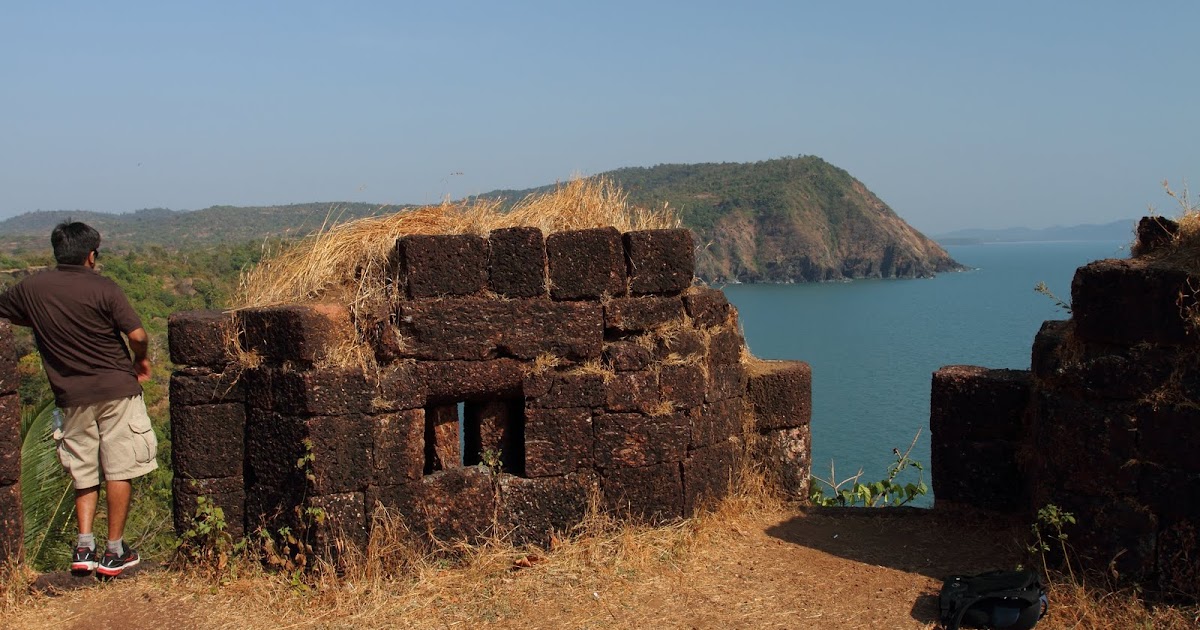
[126,327,151,382]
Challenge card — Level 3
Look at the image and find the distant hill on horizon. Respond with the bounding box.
[934,218,1139,245]
[0,156,962,283]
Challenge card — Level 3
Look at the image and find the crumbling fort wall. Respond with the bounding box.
[0,323,22,564]
[168,227,812,551]
[930,216,1200,598]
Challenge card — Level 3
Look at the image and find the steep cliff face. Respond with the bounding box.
[611,157,963,283]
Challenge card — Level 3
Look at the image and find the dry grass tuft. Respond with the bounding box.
[1041,577,1199,629]
[1140,180,1200,275]
[234,177,679,314]
[566,359,616,383]
[0,559,38,616]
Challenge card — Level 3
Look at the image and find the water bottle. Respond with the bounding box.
[52,408,63,440]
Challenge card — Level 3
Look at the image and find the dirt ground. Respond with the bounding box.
[4,506,1046,630]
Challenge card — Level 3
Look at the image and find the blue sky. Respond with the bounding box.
[1,1,1196,233]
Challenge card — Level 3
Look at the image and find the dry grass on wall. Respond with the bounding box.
[233,177,680,314]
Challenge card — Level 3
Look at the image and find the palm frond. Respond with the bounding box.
[19,398,76,570]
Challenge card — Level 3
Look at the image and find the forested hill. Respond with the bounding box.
[484,157,963,282]
[0,156,961,283]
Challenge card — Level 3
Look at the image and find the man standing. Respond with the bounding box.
[0,221,155,577]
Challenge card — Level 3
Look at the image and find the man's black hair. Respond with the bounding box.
[51,221,102,265]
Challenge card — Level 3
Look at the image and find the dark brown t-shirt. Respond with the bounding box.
[0,265,144,407]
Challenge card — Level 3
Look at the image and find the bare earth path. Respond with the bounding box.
[5,507,1033,629]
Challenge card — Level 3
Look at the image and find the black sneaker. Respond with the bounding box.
[70,546,97,573]
[96,543,140,577]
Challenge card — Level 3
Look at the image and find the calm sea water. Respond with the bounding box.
[723,240,1130,505]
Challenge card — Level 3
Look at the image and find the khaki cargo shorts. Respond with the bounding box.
[57,395,158,488]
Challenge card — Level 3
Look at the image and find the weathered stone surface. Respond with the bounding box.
[525,371,606,409]
[397,297,510,360]
[0,395,19,485]
[498,300,603,361]
[463,400,520,471]
[488,226,547,298]
[168,309,233,368]
[683,287,732,328]
[658,363,705,409]
[499,471,596,546]
[173,476,245,538]
[426,404,461,472]
[373,361,426,411]
[0,322,18,395]
[755,426,810,500]
[930,365,1030,443]
[1064,496,1158,583]
[930,440,1025,512]
[170,367,244,406]
[706,363,747,402]
[1071,259,1196,346]
[243,367,273,410]
[245,411,372,499]
[271,367,374,415]
[368,466,497,544]
[547,227,626,300]
[684,438,740,515]
[0,482,22,564]
[1030,319,1070,380]
[1027,394,1139,496]
[172,403,246,479]
[603,296,684,332]
[1140,405,1200,475]
[418,359,524,404]
[1157,519,1200,599]
[239,304,355,365]
[1138,466,1200,522]
[604,371,661,413]
[707,327,744,366]
[308,491,368,556]
[603,340,652,372]
[525,407,593,477]
[594,412,688,469]
[373,410,424,485]
[746,359,812,431]
[397,234,488,298]
[655,329,705,361]
[690,397,745,449]
[602,462,683,523]
[1133,215,1178,258]
[624,229,695,295]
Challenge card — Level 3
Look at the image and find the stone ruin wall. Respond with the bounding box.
[166,227,813,553]
[929,217,1200,598]
[0,323,21,564]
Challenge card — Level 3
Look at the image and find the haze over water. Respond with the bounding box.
[724,239,1130,506]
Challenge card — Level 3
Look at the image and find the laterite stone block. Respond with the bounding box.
[1027,394,1139,496]
[624,229,695,295]
[243,367,273,411]
[172,403,246,479]
[746,359,812,431]
[547,227,626,300]
[0,482,22,564]
[593,412,688,469]
[397,297,510,360]
[488,226,547,297]
[930,366,1030,443]
[308,491,368,555]
[0,395,19,485]
[373,361,426,411]
[1133,216,1177,258]
[369,467,497,545]
[656,329,705,361]
[658,364,705,409]
[603,341,652,372]
[496,300,603,361]
[1072,259,1196,346]
[755,426,810,500]
[690,397,746,449]
[173,476,245,538]
[604,371,661,413]
[707,327,744,366]
[930,440,1025,511]
[0,322,18,395]
[426,404,461,471]
[168,310,233,368]
[603,296,684,332]
[239,304,354,365]
[706,363,747,402]
[499,471,596,546]
[372,410,424,485]
[170,368,244,406]
[683,287,733,328]
[270,368,374,415]
[1030,319,1070,380]
[525,407,593,477]
[418,359,524,404]
[684,438,740,515]
[245,411,372,497]
[524,371,606,409]
[1140,404,1200,475]
[397,233,488,298]
[602,461,684,523]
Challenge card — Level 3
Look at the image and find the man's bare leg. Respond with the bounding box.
[104,480,132,542]
[75,485,99,534]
